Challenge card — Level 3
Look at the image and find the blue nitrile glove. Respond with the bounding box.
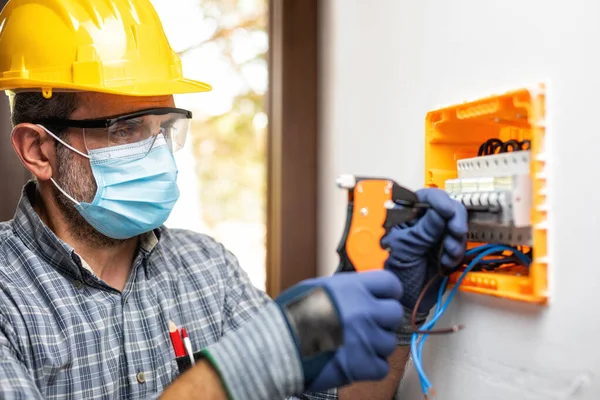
[381,188,468,315]
[275,270,404,393]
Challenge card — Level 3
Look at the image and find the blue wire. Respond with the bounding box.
[411,244,531,390]
[465,243,496,255]
[410,276,449,391]
[412,276,449,392]
[413,245,531,392]
[410,244,531,395]
[417,277,448,356]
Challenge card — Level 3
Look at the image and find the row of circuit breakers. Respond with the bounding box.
[444,150,532,247]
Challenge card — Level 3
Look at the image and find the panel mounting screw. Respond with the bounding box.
[360,207,368,216]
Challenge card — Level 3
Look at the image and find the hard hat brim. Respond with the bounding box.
[0,77,212,97]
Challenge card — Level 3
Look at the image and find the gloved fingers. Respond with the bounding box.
[417,188,468,240]
[416,188,457,220]
[384,237,421,265]
[381,226,406,248]
[447,200,468,239]
[384,253,419,270]
[441,233,467,267]
[369,298,404,331]
[369,328,398,359]
[382,208,446,249]
[356,270,403,300]
[440,250,461,269]
[415,207,446,244]
[401,220,417,228]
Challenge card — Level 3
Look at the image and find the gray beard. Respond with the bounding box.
[53,142,125,248]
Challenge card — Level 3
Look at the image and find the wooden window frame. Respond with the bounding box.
[266,0,319,297]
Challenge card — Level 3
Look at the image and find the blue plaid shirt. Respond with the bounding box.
[0,182,336,399]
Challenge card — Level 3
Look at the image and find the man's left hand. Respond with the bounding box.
[381,188,468,315]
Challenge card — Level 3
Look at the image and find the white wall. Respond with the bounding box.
[318,1,600,399]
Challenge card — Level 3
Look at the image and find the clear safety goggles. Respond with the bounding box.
[33,107,192,156]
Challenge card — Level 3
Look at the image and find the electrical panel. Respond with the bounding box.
[425,85,548,304]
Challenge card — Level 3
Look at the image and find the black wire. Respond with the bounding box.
[461,246,529,272]
[487,138,504,155]
[501,139,521,152]
[472,256,520,271]
[491,141,504,154]
[478,138,502,156]
[477,138,531,155]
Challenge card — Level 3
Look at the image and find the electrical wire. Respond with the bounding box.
[412,244,531,395]
[409,276,463,335]
[410,244,531,398]
[477,138,530,156]
[501,139,521,153]
[409,244,529,333]
[409,242,463,335]
[477,138,503,156]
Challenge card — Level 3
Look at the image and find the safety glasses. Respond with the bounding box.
[33,107,192,155]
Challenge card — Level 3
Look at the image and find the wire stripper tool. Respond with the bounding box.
[335,174,432,274]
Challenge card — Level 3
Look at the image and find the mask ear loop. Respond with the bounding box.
[50,177,81,205]
[35,124,90,205]
[36,124,90,159]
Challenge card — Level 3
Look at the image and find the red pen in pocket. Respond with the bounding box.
[168,321,186,358]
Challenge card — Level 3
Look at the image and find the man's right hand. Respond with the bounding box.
[275,270,404,393]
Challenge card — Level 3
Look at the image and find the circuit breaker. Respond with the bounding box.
[425,85,548,304]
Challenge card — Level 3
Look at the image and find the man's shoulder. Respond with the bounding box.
[153,226,271,312]
[156,226,228,262]
[153,226,239,277]
[158,226,223,251]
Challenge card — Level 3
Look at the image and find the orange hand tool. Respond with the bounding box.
[334,174,431,274]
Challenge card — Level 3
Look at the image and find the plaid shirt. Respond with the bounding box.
[0,182,336,400]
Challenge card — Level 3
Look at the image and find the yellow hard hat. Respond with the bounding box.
[0,0,211,98]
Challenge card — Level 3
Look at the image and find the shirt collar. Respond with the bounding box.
[12,181,161,278]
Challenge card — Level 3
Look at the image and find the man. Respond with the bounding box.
[0,0,468,399]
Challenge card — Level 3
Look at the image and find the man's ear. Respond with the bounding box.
[11,123,56,181]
